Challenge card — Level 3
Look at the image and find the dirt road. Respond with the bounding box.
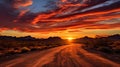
[0,43,120,67]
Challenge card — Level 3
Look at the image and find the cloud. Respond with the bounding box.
[4,0,33,8]
[0,0,120,33]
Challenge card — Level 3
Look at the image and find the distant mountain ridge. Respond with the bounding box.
[0,34,120,41]
[0,35,63,41]
[0,36,36,41]
[107,34,120,39]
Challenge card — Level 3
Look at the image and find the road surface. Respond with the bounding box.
[0,43,120,67]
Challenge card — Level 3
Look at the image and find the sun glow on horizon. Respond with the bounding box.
[67,37,75,41]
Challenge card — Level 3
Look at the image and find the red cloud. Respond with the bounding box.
[0,0,120,33]
[12,0,33,8]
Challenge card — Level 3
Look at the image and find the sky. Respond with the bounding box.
[0,0,120,39]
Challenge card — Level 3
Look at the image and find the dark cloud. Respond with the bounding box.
[0,0,120,33]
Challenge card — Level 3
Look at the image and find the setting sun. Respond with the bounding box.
[67,37,74,41]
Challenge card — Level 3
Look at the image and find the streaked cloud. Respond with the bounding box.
[0,0,120,38]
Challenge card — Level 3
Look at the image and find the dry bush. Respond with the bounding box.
[21,47,31,53]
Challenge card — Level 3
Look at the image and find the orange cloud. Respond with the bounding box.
[0,0,120,33]
[85,23,120,29]
[0,28,8,32]
[31,8,120,24]
[12,0,33,8]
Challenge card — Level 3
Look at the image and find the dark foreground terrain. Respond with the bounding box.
[0,43,120,67]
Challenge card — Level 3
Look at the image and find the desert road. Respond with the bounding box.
[0,43,120,67]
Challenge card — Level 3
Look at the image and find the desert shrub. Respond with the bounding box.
[97,47,113,54]
[30,46,43,51]
[75,34,120,54]
[0,47,4,51]
[112,41,120,54]
[114,49,120,54]
[112,41,120,47]
[0,36,66,56]
[21,47,30,53]
[30,47,38,51]
[0,52,3,56]
[6,50,16,55]
[6,49,21,55]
